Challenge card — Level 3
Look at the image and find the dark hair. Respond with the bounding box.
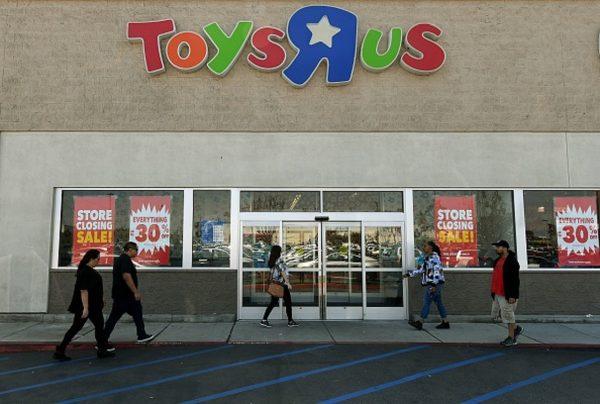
[268,245,282,268]
[77,249,100,271]
[123,242,138,252]
[427,241,442,258]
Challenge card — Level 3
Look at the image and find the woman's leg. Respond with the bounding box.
[420,287,433,320]
[57,314,86,352]
[283,286,293,321]
[88,311,109,349]
[433,285,448,320]
[263,295,279,320]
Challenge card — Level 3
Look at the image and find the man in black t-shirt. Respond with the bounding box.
[104,242,155,343]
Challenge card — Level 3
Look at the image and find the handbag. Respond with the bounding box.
[267,268,284,298]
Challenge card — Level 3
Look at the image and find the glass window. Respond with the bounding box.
[366,272,403,307]
[323,191,403,212]
[365,226,403,268]
[192,190,231,268]
[242,225,279,268]
[524,190,600,268]
[413,190,515,268]
[240,191,319,212]
[59,190,184,267]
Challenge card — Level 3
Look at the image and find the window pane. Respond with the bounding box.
[240,191,319,212]
[323,191,403,212]
[59,190,184,267]
[325,224,361,268]
[524,190,600,268]
[326,272,362,306]
[413,190,515,268]
[366,272,403,307]
[283,224,319,269]
[192,190,231,267]
[289,272,319,306]
[242,225,279,268]
[242,271,271,306]
[365,226,403,268]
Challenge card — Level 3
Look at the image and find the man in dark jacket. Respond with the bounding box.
[490,240,523,347]
[104,242,155,344]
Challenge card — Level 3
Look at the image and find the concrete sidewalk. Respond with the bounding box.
[2,320,600,349]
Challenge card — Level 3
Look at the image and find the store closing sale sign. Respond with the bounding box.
[72,196,116,265]
[127,5,446,87]
[554,196,600,266]
[434,195,478,267]
[129,196,171,266]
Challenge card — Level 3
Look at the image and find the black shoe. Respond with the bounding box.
[288,320,299,327]
[53,349,71,362]
[94,344,116,352]
[97,349,116,359]
[259,319,272,328]
[501,336,518,347]
[137,334,156,343]
[436,321,450,329]
[515,325,523,340]
[408,320,423,330]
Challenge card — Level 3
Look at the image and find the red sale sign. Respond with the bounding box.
[129,196,171,266]
[434,195,478,267]
[72,196,116,266]
[554,197,600,267]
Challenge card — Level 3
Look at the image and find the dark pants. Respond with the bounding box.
[58,311,108,352]
[263,285,293,321]
[104,298,147,339]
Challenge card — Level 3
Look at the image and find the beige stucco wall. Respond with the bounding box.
[0,0,599,132]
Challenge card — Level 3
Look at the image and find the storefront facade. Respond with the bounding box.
[0,1,599,320]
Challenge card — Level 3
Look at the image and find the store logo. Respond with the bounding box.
[127,5,446,87]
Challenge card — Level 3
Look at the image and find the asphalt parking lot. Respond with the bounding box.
[0,344,598,403]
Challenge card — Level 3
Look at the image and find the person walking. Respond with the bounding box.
[490,240,523,347]
[104,242,155,344]
[260,245,299,328]
[405,241,450,330]
[54,249,114,361]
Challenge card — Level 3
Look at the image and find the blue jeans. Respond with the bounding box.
[421,284,447,320]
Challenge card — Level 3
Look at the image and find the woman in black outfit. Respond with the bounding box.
[260,245,299,328]
[54,249,114,361]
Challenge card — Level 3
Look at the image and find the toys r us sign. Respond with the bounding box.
[128,5,446,87]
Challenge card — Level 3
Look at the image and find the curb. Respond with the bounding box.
[0,341,225,353]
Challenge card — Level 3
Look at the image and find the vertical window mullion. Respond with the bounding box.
[182,188,194,268]
[513,189,528,270]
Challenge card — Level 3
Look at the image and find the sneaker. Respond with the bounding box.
[259,319,272,328]
[436,321,450,329]
[94,344,116,352]
[288,320,300,327]
[501,336,518,347]
[137,334,156,343]
[52,349,71,362]
[97,349,116,359]
[515,325,523,340]
[408,320,423,330]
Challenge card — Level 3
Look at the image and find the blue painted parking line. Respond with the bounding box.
[320,352,505,404]
[462,357,600,404]
[59,345,332,403]
[181,345,429,403]
[0,345,231,397]
[0,356,96,377]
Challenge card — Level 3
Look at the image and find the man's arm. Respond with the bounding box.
[122,273,141,301]
[80,290,89,318]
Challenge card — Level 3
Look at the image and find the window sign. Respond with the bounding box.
[72,196,116,266]
[127,5,446,86]
[554,196,600,267]
[129,196,172,266]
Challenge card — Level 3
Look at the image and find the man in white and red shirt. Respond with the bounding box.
[491,240,522,347]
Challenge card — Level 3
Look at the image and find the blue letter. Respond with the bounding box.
[282,5,358,87]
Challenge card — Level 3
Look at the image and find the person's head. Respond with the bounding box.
[492,240,510,256]
[268,245,282,268]
[78,249,100,270]
[123,242,138,258]
[424,241,442,258]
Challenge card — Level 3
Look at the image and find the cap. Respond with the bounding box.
[492,240,510,249]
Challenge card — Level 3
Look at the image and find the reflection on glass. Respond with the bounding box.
[524,190,600,268]
[192,190,231,267]
[242,271,271,306]
[325,224,361,268]
[323,191,403,212]
[240,191,320,212]
[283,224,319,269]
[326,272,362,306]
[366,272,403,307]
[242,226,279,268]
[289,272,319,306]
[365,226,402,268]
